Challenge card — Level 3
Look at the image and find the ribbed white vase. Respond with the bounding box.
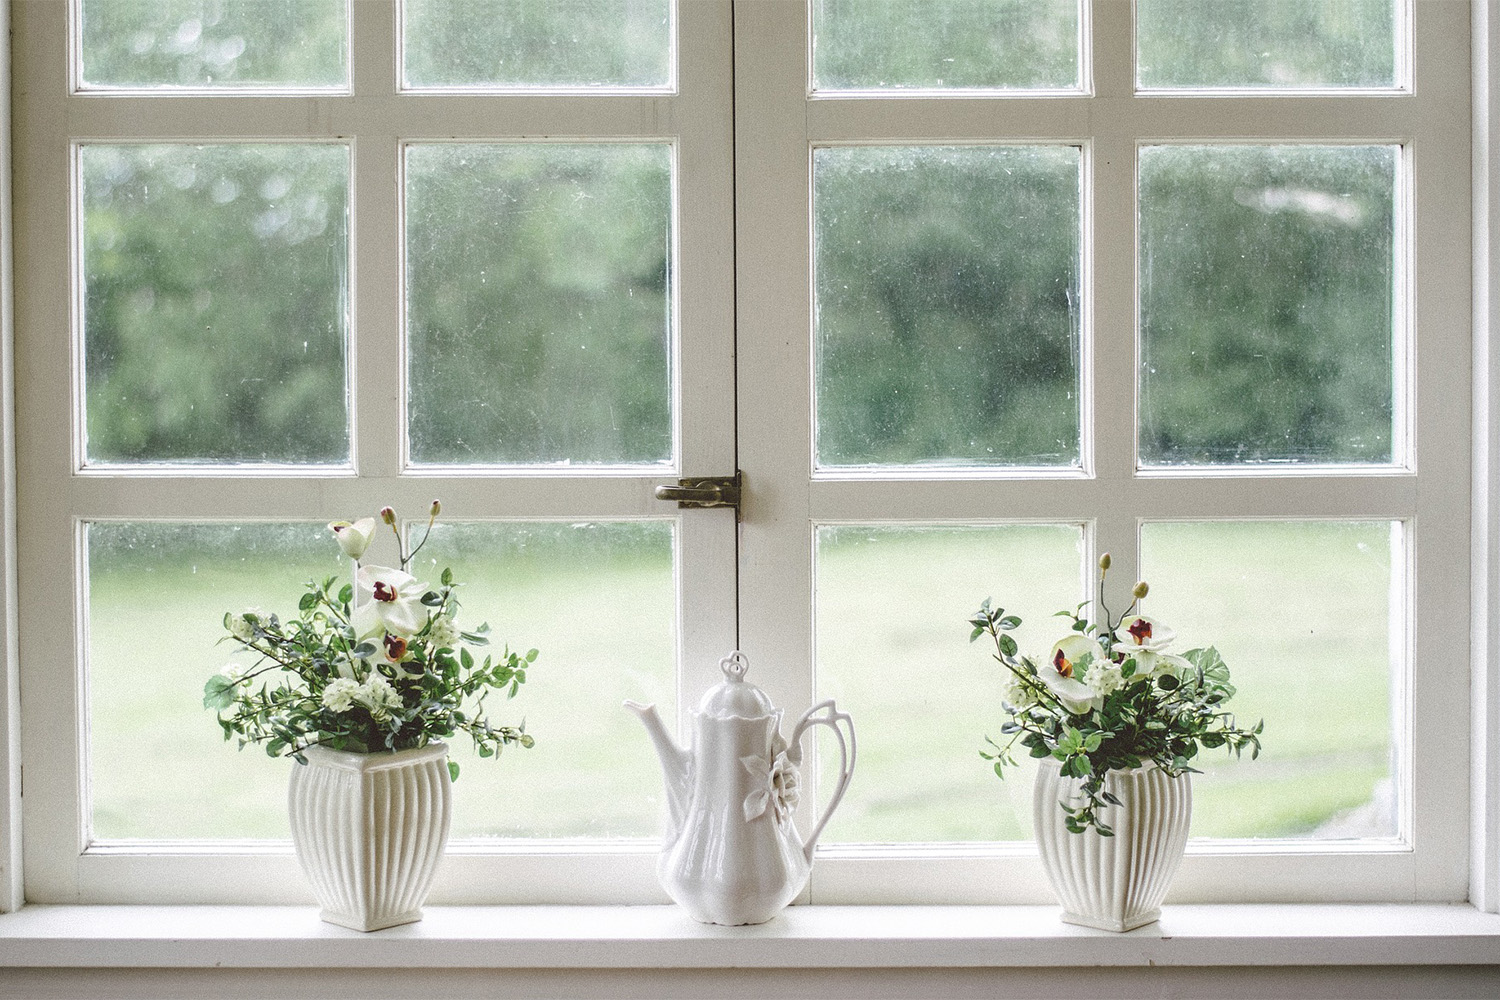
[1033,757,1191,932]
[288,742,452,931]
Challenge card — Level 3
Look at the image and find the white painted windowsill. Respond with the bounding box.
[1,903,1498,970]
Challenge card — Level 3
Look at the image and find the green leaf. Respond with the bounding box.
[447,759,460,782]
[460,647,474,670]
[996,615,1021,630]
[525,649,538,662]
[420,591,443,607]
[441,567,454,587]
[998,633,1018,657]
[298,591,317,612]
[203,675,239,710]
[338,584,354,606]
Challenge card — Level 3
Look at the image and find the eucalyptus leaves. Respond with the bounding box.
[205,502,537,781]
[971,554,1262,835]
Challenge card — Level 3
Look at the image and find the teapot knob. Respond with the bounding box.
[719,650,750,682]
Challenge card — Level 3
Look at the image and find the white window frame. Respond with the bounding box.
[736,0,1473,905]
[0,0,1493,916]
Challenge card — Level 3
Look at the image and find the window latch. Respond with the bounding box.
[655,472,742,518]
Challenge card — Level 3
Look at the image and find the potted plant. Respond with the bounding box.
[969,553,1261,931]
[204,501,538,930]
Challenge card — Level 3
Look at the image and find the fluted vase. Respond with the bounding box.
[1033,757,1191,932]
[288,742,452,931]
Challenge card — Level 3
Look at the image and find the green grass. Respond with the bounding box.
[88,519,1397,844]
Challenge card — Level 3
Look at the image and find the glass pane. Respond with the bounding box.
[812,0,1080,92]
[413,521,676,839]
[79,0,347,90]
[1137,0,1398,91]
[402,0,672,90]
[815,524,1084,843]
[88,521,343,839]
[1138,145,1396,467]
[1140,520,1399,839]
[81,144,350,465]
[814,145,1082,469]
[406,144,672,467]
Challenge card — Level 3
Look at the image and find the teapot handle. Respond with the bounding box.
[790,700,856,865]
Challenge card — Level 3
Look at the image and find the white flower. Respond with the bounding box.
[1001,669,1039,710]
[356,675,403,721]
[1039,635,1106,715]
[352,565,430,638]
[741,750,801,824]
[1086,660,1125,698]
[328,517,377,560]
[1116,615,1175,654]
[228,608,265,642]
[219,662,249,683]
[426,615,461,651]
[322,678,360,713]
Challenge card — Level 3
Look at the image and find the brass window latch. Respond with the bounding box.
[655,472,742,518]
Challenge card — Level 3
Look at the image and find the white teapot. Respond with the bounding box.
[625,651,856,925]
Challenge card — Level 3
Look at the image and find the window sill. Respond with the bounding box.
[1,902,1498,970]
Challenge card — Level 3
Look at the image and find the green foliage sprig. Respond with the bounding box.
[204,502,537,782]
[971,554,1262,836]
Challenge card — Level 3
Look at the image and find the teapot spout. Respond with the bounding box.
[624,700,692,832]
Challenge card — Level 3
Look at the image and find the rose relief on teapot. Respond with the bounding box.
[626,651,856,925]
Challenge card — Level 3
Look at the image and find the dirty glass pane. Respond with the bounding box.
[1140,520,1400,840]
[1137,0,1398,91]
[814,145,1082,469]
[812,0,1080,92]
[815,524,1084,843]
[87,521,342,840]
[79,0,347,89]
[403,0,672,90]
[405,143,673,467]
[415,521,677,839]
[80,144,350,465]
[1138,145,1397,467]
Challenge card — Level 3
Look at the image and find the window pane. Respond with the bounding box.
[1137,0,1398,91]
[405,144,673,467]
[1140,520,1400,840]
[79,0,347,90]
[815,524,1084,843]
[402,0,672,90]
[88,521,342,839]
[414,521,677,839]
[81,144,350,465]
[812,0,1080,92]
[1138,145,1396,467]
[814,145,1082,470]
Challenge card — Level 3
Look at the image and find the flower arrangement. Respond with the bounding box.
[204,502,537,781]
[969,553,1261,835]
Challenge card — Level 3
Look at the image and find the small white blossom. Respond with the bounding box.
[1001,669,1039,710]
[356,675,403,721]
[1086,661,1125,698]
[219,662,249,683]
[322,678,360,713]
[427,615,461,650]
[228,608,265,642]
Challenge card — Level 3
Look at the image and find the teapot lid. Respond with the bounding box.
[697,652,776,719]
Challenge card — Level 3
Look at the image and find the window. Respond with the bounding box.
[6,0,1480,908]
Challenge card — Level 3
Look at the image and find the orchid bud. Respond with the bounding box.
[328,517,376,561]
[380,506,396,526]
[1132,581,1150,599]
[429,499,442,517]
[1098,553,1111,571]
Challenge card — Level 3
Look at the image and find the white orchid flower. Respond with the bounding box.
[1115,615,1175,654]
[352,565,430,638]
[1038,634,1105,715]
[328,517,377,561]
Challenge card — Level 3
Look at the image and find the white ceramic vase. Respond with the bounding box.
[288,741,452,931]
[1033,756,1191,932]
